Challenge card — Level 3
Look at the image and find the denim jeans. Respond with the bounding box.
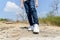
[24,0,39,26]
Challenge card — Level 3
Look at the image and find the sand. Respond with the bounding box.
[0,21,60,40]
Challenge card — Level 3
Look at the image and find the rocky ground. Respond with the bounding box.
[0,21,60,40]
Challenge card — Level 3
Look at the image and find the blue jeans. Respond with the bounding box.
[24,0,39,26]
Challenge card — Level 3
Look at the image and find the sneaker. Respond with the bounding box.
[33,24,39,34]
[28,26,34,31]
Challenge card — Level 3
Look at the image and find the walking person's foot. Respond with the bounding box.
[28,26,34,31]
[33,24,39,34]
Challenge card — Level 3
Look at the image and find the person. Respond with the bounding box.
[20,0,39,34]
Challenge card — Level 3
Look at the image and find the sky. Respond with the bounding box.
[0,0,60,20]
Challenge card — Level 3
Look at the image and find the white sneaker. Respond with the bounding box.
[28,26,34,31]
[33,24,39,34]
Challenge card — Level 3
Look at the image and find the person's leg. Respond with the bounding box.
[24,1,34,31]
[24,1,33,26]
[29,0,39,25]
[29,0,39,34]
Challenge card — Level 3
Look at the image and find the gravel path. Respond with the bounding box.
[0,22,60,40]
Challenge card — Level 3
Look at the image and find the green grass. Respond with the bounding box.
[0,18,8,21]
[39,16,60,26]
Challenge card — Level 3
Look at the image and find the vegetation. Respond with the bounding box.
[39,16,60,26]
[0,18,8,21]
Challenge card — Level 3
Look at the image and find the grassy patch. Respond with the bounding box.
[39,16,60,26]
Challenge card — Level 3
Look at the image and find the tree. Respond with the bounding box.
[16,9,27,22]
[51,0,60,15]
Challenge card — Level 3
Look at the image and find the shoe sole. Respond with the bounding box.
[33,32,39,34]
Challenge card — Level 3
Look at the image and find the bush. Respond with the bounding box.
[0,18,8,21]
[39,16,60,26]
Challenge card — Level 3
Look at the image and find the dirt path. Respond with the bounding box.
[0,22,60,40]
